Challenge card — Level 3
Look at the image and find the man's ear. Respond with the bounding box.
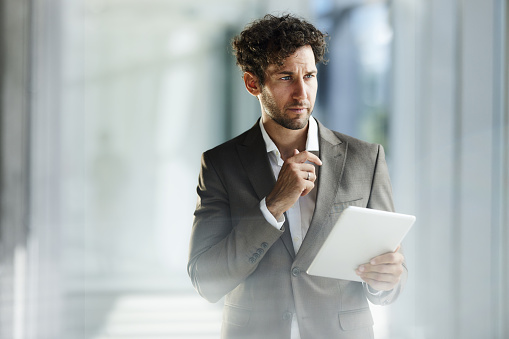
[243,72,262,96]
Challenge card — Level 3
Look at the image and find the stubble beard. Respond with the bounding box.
[260,89,312,131]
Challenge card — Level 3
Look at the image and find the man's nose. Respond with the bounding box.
[292,79,307,100]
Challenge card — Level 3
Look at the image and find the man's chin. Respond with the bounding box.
[278,117,309,130]
[286,123,307,130]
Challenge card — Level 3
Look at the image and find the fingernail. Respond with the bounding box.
[358,265,365,272]
[370,260,376,265]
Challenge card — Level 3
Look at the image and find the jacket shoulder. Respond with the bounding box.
[201,123,261,166]
[336,132,380,150]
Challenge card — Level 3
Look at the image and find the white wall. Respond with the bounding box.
[390,0,509,338]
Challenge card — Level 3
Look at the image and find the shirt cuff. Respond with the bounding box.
[363,282,384,296]
[260,197,285,230]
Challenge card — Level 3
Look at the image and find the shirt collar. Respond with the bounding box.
[259,116,320,155]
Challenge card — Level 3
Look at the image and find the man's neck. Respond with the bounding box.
[261,116,308,161]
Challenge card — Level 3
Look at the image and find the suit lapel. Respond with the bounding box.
[236,122,275,201]
[280,217,296,258]
[236,121,296,258]
[296,121,346,262]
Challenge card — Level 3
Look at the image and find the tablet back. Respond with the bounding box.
[306,206,415,282]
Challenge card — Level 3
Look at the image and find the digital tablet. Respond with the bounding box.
[306,206,415,282]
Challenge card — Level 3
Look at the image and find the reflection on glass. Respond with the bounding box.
[316,2,392,153]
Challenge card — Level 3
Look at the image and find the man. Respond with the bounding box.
[188,14,407,339]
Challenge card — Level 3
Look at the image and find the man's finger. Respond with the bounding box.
[369,251,404,265]
[359,271,396,284]
[300,179,316,196]
[358,263,397,275]
[298,163,317,176]
[288,150,322,166]
[302,171,316,182]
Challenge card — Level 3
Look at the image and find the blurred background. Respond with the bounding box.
[1,0,507,338]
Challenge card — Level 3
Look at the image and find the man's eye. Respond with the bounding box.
[280,76,291,80]
[305,74,316,79]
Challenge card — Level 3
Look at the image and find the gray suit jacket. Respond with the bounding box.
[188,120,407,339]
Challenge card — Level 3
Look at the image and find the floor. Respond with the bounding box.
[64,292,223,339]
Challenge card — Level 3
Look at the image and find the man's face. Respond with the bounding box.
[259,45,318,130]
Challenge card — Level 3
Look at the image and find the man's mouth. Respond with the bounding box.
[287,107,308,114]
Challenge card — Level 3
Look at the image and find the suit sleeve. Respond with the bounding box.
[187,151,284,303]
[363,144,408,305]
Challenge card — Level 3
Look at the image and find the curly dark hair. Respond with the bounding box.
[232,14,328,85]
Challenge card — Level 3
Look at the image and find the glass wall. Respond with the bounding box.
[1,0,507,338]
[315,2,392,148]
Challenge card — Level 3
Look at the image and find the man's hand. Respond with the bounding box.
[355,246,405,291]
[266,150,322,220]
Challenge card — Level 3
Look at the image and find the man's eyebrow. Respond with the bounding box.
[275,70,318,75]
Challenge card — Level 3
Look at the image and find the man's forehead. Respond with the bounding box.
[265,46,316,73]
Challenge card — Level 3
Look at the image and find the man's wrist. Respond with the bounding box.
[260,197,285,229]
[265,195,284,220]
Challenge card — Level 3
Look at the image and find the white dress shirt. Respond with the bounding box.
[258,117,319,339]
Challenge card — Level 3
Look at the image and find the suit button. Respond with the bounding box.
[249,257,255,263]
[261,242,268,249]
[291,267,301,277]
[282,311,292,321]
[253,252,260,259]
[256,248,264,255]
